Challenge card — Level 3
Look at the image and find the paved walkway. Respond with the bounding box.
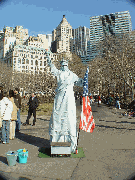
[0,101,135,180]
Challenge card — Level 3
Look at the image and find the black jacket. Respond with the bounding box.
[27,96,38,109]
[115,95,120,101]
[14,94,21,109]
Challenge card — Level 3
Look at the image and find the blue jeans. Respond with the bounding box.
[2,120,10,143]
[16,109,21,131]
[116,100,120,109]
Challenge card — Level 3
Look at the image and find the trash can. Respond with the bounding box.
[17,149,28,164]
[6,151,18,166]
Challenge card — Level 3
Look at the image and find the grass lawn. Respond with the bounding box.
[20,103,53,116]
[38,147,85,158]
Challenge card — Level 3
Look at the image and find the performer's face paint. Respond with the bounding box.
[61,65,68,71]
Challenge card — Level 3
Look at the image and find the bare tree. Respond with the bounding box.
[87,30,135,101]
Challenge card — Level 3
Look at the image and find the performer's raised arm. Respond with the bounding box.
[46,50,59,77]
[46,51,52,67]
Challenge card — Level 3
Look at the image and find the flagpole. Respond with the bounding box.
[79,66,95,133]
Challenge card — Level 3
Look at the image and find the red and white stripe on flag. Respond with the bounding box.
[79,96,95,133]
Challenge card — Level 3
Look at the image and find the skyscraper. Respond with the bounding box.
[89,10,132,61]
[71,26,90,63]
[0,26,56,74]
[51,15,73,53]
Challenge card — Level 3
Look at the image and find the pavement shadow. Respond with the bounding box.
[37,117,49,122]
[0,156,8,165]
[125,172,135,180]
[116,121,130,124]
[19,177,32,180]
[20,127,49,131]
[15,132,50,148]
[116,121,135,124]
[95,124,126,130]
[106,120,116,122]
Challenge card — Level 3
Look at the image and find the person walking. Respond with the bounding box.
[1,91,13,144]
[109,95,113,106]
[115,93,121,109]
[9,90,19,140]
[89,94,92,104]
[23,93,38,126]
[0,86,3,128]
[14,88,21,132]
[98,95,101,107]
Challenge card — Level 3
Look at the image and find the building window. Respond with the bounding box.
[22,66,25,69]
[18,58,21,64]
[31,67,33,69]
[22,59,25,64]
[31,60,33,65]
[40,61,42,66]
[26,59,29,64]
[35,60,38,66]
[31,55,33,58]
[44,61,46,66]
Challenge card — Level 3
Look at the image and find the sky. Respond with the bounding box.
[0,0,135,36]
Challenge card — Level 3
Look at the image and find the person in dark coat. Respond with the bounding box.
[23,93,38,126]
[14,88,21,132]
[0,86,3,128]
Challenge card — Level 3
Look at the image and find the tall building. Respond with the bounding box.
[46,34,52,50]
[51,15,73,53]
[129,29,135,46]
[0,26,56,74]
[89,10,132,61]
[2,26,29,58]
[11,45,55,74]
[2,44,57,74]
[25,34,49,49]
[71,26,90,63]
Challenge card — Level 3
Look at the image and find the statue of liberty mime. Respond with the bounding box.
[47,52,83,153]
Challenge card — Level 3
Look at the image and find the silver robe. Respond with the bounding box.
[49,64,83,153]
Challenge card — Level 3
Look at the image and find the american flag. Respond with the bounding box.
[79,67,95,133]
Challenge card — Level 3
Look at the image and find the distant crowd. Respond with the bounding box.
[74,91,127,109]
